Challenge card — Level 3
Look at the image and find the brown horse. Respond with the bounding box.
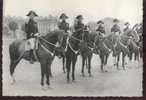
[9,30,66,88]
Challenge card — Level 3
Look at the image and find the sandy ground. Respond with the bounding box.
[2,39,143,97]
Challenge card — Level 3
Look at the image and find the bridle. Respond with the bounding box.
[38,35,64,56]
[64,35,83,54]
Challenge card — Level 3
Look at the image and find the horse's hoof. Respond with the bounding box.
[117,67,120,70]
[48,86,53,89]
[89,74,93,77]
[41,86,47,91]
[50,75,53,78]
[82,73,85,77]
[104,70,108,72]
[72,80,76,83]
[123,68,126,70]
[63,71,66,73]
[67,80,70,83]
[10,81,15,85]
[101,70,104,73]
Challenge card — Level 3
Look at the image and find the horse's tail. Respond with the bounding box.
[9,41,22,76]
[9,43,16,61]
[9,42,17,75]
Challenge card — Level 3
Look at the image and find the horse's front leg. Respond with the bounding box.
[66,56,71,83]
[100,54,104,72]
[40,63,45,88]
[72,54,77,82]
[116,54,120,70]
[62,56,66,73]
[86,57,88,69]
[88,54,92,77]
[46,63,51,87]
[81,54,85,77]
[49,62,53,78]
[122,53,126,70]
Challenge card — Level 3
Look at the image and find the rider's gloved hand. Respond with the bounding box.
[34,33,41,37]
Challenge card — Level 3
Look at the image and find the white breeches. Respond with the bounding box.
[27,38,36,50]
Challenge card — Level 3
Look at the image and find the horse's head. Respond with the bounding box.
[44,30,67,58]
[55,30,67,47]
[54,30,67,58]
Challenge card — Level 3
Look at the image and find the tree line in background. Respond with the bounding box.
[3,15,58,39]
[3,15,140,39]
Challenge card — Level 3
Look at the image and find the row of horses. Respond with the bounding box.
[9,29,142,89]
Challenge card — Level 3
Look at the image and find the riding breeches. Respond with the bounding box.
[27,38,36,50]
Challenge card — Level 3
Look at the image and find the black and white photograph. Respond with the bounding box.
[2,0,143,96]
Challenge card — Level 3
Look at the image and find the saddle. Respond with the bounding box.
[24,38,39,62]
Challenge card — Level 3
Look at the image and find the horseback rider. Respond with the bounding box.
[138,23,143,43]
[74,15,85,38]
[58,13,69,33]
[25,11,39,64]
[111,19,121,36]
[123,22,131,36]
[96,20,105,37]
[111,19,122,61]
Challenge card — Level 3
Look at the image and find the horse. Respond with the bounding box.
[9,30,66,88]
[124,29,141,62]
[128,37,140,62]
[111,33,130,70]
[79,31,96,77]
[94,33,114,72]
[60,34,68,73]
[65,32,82,82]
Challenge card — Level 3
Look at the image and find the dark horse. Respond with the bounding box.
[128,30,142,61]
[128,37,140,62]
[9,30,65,88]
[79,31,96,77]
[61,34,68,73]
[65,32,82,82]
[111,34,130,70]
[94,33,114,72]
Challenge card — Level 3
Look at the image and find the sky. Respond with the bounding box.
[3,0,143,25]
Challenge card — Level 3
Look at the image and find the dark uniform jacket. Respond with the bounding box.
[96,25,105,35]
[25,19,38,39]
[123,27,131,36]
[58,20,69,33]
[111,24,121,33]
[74,22,84,34]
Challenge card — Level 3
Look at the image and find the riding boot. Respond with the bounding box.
[30,50,34,64]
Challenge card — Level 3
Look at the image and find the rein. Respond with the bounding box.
[71,36,83,42]
[38,39,55,56]
[103,42,111,52]
[39,37,59,47]
[64,35,82,54]
[68,41,79,54]
[38,36,61,56]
